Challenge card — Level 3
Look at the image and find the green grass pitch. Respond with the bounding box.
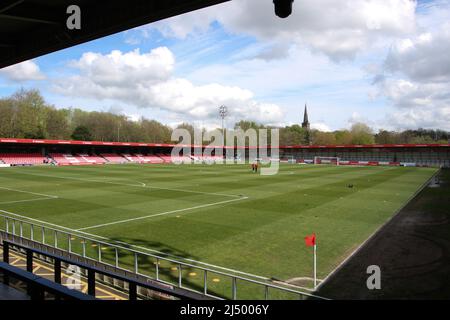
[0,163,437,298]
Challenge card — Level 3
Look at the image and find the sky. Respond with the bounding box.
[0,0,449,132]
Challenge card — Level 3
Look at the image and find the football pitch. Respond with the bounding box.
[0,163,437,298]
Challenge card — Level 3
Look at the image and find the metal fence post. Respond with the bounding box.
[26,249,33,273]
[5,218,9,233]
[204,270,208,295]
[178,264,182,288]
[54,259,61,284]
[3,242,9,263]
[129,282,137,300]
[54,230,58,248]
[87,269,96,296]
[30,224,34,241]
[82,240,86,257]
[19,222,23,237]
[68,234,72,253]
[98,244,102,262]
[232,277,237,300]
[41,226,45,244]
[115,248,119,268]
[155,258,159,280]
[134,252,138,274]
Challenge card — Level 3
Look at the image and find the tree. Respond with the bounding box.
[141,119,172,143]
[234,120,263,131]
[176,123,195,143]
[350,123,375,145]
[10,89,48,138]
[375,130,397,144]
[334,130,353,145]
[279,125,308,145]
[312,131,336,145]
[0,99,14,137]
[46,108,70,139]
[71,126,92,141]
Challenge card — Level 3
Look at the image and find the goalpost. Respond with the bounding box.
[314,156,340,165]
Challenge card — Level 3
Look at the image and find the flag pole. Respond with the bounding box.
[313,243,317,289]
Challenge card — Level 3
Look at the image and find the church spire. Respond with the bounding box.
[302,103,310,130]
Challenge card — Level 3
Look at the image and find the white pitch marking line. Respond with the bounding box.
[76,196,249,231]
[0,209,77,233]
[0,186,58,199]
[0,208,282,285]
[11,171,241,198]
[0,197,58,205]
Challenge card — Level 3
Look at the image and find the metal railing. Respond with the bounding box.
[0,213,326,300]
[1,240,208,300]
[0,260,96,300]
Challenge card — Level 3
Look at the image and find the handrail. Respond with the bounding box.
[0,261,96,300]
[2,240,209,300]
[0,214,327,300]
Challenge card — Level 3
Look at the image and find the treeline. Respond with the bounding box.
[0,89,172,143]
[0,89,448,145]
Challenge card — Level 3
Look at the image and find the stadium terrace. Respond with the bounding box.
[0,138,449,168]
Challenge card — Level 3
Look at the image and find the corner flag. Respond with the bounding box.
[304,233,316,247]
[304,233,317,288]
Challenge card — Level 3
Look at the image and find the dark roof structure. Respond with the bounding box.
[0,0,230,68]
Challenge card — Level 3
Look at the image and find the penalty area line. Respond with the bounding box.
[76,196,249,231]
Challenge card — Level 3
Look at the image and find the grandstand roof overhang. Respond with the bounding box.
[0,0,230,69]
[1,138,450,150]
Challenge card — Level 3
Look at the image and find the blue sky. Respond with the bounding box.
[1,0,449,131]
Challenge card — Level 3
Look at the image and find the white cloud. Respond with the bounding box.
[375,9,450,130]
[311,123,331,132]
[54,47,284,125]
[384,27,450,82]
[148,0,417,61]
[0,60,45,81]
[71,48,175,86]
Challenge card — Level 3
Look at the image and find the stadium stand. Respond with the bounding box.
[135,154,164,163]
[49,153,88,165]
[122,154,142,163]
[0,139,449,167]
[0,152,47,165]
[77,154,107,164]
[192,154,224,163]
[100,153,129,164]
[158,153,192,164]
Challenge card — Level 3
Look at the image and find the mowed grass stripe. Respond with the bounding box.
[0,164,437,287]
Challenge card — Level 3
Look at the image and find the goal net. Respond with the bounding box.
[314,156,340,165]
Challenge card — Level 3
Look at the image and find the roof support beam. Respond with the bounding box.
[0,0,230,69]
[0,13,61,25]
[0,0,24,14]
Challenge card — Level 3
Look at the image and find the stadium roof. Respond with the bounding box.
[1,138,449,149]
[0,0,230,68]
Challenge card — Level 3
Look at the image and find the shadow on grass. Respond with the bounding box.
[102,237,229,299]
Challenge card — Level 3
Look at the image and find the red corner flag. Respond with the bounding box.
[305,233,316,247]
